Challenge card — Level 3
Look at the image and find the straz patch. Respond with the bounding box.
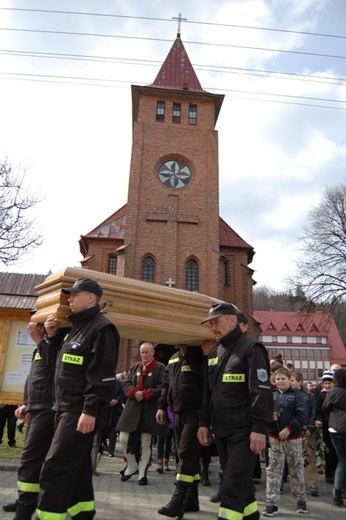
[222,373,245,383]
[181,365,192,372]
[62,353,83,365]
[34,352,42,361]
[257,368,269,382]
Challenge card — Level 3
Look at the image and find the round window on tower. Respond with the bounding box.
[158,160,191,189]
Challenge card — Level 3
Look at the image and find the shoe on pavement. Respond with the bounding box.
[297,501,308,514]
[121,470,139,481]
[3,502,17,512]
[138,476,148,486]
[309,486,319,496]
[263,504,278,517]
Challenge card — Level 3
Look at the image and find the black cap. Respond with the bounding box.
[201,302,239,324]
[62,278,103,298]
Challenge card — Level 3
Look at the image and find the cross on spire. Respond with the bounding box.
[172,13,187,37]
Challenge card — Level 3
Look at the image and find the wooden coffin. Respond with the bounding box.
[32,267,220,345]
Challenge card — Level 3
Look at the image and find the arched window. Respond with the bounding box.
[141,256,155,283]
[185,259,199,291]
[108,256,117,275]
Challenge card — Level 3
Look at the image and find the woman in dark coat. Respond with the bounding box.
[117,342,169,485]
[322,368,346,506]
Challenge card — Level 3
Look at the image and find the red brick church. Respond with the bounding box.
[78,31,256,370]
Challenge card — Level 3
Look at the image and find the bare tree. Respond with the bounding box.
[0,157,42,265]
[290,181,346,309]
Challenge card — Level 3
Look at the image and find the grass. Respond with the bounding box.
[0,427,25,460]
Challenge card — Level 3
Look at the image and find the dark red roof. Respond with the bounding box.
[83,209,253,256]
[219,217,253,250]
[254,309,346,365]
[150,36,204,92]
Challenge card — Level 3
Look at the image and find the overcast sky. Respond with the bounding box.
[0,0,345,292]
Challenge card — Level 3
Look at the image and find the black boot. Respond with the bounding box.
[3,502,17,512]
[158,483,188,518]
[210,474,223,503]
[183,482,199,512]
[14,505,35,520]
[333,489,344,506]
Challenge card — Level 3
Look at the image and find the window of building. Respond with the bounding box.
[188,104,197,124]
[286,348,292,360]
[219,258,229,286]
[301,349,307,360]
[173,103,181,123]
[302,370,308,381]
[293,349,299,359]
[141,256,155,282]
[308,349,315,359]
[108,256,117,275]
[315,349,322,360]
[156,101,165,122]
[186,259,199,291]
[302,337,307,344]
[286,336,293,343]
[271,336,278,342]
[323,350,329,360]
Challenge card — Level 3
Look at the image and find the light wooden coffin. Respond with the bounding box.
[32,267,220,345]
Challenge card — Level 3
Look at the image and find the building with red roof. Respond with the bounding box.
[254,309,346,383]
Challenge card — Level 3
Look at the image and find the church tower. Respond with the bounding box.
[79,29,256,360]
[121,34,224,297]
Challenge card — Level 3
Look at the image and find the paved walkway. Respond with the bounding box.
[0,450,344,519]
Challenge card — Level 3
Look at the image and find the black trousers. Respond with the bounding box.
[0,405,17,445]
[37,412,95,520]
[174,410,201,483]
[17,409,55,511]
[216,429,258,517]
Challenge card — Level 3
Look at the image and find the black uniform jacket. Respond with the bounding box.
[52,305,119,429]
[24,345,57,412]
[25,327,70,412]
[158,347,205,414]
[199,326,273,437]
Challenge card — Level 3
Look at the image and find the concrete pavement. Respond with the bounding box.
[0,449,344,519]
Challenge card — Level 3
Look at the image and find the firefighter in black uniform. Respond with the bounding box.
[3,318,65,520]
[156,344,204,518]
[36,278,119,520]
[198,303,273,520]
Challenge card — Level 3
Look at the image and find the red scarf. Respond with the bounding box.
[138,357,157,390]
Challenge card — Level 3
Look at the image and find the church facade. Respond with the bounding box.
[78,33,257,369]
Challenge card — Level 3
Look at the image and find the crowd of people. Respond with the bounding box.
[1,279,346,520]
